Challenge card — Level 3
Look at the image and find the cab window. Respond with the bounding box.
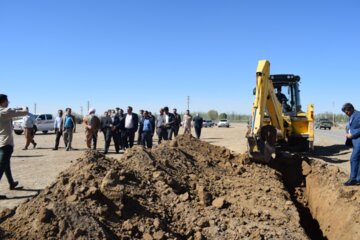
[38,115,46,121]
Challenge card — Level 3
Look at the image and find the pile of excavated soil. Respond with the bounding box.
[0,135,308,239]
[301,159,360,239]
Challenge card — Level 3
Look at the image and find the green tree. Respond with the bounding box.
[207,110,218,120]
[219,113,227,119]
[72,112,84,124]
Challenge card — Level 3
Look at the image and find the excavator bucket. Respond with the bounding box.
[247,125,277,163]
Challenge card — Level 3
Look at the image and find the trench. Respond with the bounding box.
[270,153,327,240]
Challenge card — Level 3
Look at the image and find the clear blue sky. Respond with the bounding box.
[1,0,359,115]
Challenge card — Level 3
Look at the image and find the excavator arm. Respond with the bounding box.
[247,60,285,163]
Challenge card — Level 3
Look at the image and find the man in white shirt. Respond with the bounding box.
[123,106,138,149]
[21,107,37,150]
[53,109,63,150]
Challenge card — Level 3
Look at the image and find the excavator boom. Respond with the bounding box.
[247,60,283,163]
[247,60,314,163]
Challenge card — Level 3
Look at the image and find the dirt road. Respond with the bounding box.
[0,123,351,211]
[311,127,351,173]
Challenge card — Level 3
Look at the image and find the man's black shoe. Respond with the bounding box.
[9,181,19,190]
[343,179,360,186]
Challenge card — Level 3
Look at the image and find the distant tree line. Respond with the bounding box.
[315,112,348,123]
[179,110,250,123]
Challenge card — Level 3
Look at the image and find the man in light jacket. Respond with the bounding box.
[0,94,28,199]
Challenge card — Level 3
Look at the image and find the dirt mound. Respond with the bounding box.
[301,159,360,239]
[0,135,307,239]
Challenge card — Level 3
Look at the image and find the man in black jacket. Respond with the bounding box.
[103,110,121,154]
[163,106,175,140]
[118,108,125,150]
[193,113,203,139]
[123,106,139,148]
[173,108,182,137]
[111,110,121,153]
[137,109,144,145]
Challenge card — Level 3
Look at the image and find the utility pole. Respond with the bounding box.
[34,103,37,114]
[80,106,83,117]
[87,101,90,113]
[187,96,190,110]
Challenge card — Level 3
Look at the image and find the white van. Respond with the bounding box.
[13,113,55,135]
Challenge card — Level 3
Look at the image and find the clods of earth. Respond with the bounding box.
[0,135,359,239]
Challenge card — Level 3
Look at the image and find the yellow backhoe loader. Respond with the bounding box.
[247,60,314,163]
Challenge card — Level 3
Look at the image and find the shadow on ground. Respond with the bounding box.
[12,155,45,158]
[311,144,351,164]
[0,188,41,201]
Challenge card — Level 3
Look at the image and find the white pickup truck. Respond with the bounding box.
[13,113,55,135]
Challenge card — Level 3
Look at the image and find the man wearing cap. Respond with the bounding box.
[0,94,28,199]
[123,106,138,149]
[83,108,100,149]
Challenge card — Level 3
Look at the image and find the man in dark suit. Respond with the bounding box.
[118,108,125,150]
[102,110,121,154]
[137,109,144,145]
[173,108,182,137]
[163,106,175,140]
[343,103,360,186]
[193,113,203,139]
[102,110,113,154]
[110,110,121,153]
[123,106,138,148]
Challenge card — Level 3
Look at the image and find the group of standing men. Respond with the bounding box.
[98,106,185,153]
[155,107,181,144]
[53,108,77,151]
[82,106,205,153]
[0,94,209,199]
[98,106,139,154]
[13,102,207,156]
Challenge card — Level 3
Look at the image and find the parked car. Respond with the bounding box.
[203,120,215,128]
[315,119,332,130]
[217,119,230,128]
[13,113,55,135]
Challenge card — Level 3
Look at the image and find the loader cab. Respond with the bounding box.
[270,74,302,115]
